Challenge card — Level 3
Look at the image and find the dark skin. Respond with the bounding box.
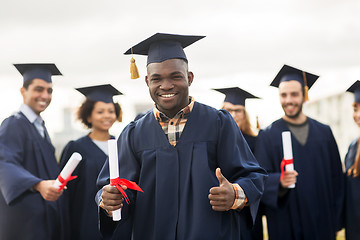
[209,168,238,211]
[145,58,193,118]
[100,58,237,213]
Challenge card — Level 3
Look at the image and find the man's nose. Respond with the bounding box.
[160,79,174,90]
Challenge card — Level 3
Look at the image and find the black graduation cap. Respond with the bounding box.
[13,63,62,83]
[347,80,360,103]
[270,65,319,89]
[76,84,123,103]
[270,64,319,101]
[124,33,205,66]
[213,87,260,106]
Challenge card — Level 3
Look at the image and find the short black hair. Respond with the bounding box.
[22,79,35,89]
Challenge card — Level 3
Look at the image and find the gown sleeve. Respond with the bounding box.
[216,110,267,222]
[0,117,42,205]
[254,129,282,209]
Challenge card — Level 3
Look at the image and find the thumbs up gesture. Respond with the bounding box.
[208,168,235,211]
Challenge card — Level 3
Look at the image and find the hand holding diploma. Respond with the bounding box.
[106,139,143,221]
[34,180,63,201]
[100,184,126,217]
[53,152,82,191]
[281,131,298,188]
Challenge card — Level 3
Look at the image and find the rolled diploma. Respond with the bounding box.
[108,139,121,221]
[282,131,295,188]
[53,152,82,189]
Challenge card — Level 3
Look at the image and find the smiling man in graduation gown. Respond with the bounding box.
[96,33,267,240]
[254,65,344,240]
[0,64,69,240]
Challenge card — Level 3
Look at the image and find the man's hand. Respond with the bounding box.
[33,180,63,201]
[99,184,126,214]
[280,170,298,188]
[208,168,235,211]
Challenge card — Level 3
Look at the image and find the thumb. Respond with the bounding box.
[216,168,225,185]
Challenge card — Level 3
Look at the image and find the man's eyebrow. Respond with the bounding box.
[149,73,161,78]
[170,71,183,75]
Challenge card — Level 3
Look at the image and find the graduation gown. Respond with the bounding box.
[243,134,256,153]
[240,134,264,240]
[254,118,344,240]
[344,139,360,240]
[97,102,267,240]
[0,112,69,240]
[60,135,112,240]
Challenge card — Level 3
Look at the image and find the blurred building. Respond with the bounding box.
[52,107,86,161]
[304,92,359,160]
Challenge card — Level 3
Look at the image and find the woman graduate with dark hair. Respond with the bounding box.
[60,84,122,240]
[344,80,360,240]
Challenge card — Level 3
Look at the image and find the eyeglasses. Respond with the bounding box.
[223,108,244,115]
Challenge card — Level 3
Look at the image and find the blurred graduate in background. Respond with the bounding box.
[344,80,360,240]
[213,87,260,152]
[0,63,69,240]
[255,65,344,240]
[60,84,123,240]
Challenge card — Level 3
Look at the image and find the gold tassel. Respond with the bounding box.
[130,57,139,79]
[256,116,260,130]
[302,71,309,102]
[304,85,309,102]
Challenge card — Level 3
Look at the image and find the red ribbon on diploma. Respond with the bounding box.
[57,175,78,191]
[110,178,143,204]
[280,158,293,180]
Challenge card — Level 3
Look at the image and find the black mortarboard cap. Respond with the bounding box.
[270,65,319,101]
[347,80,360,103]
[213,87,260,106]
[14,63,62,83]
[270,64,319,89]
[124,33,205,65]
[76,84,123,103]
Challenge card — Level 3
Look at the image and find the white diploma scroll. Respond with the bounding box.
[108,139,121,221]
[53,152,82,190]
[281,131,295,188]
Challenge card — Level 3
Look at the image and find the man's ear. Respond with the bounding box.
[188,72,194,86]
[20,87,26,99]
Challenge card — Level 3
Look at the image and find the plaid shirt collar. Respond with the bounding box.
[153,97,195,146]
[153,96,195,122]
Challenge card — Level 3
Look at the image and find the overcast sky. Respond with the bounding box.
[1,0,360,134]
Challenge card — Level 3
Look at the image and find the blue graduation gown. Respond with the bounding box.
[0,112,69,240]
[255,118,344,240]
[60,135,113,240]
[97,102,267,240]
[344,139,360,240]
[244,134,256,153]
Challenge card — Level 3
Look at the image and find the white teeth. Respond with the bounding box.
[161,94,175,98]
